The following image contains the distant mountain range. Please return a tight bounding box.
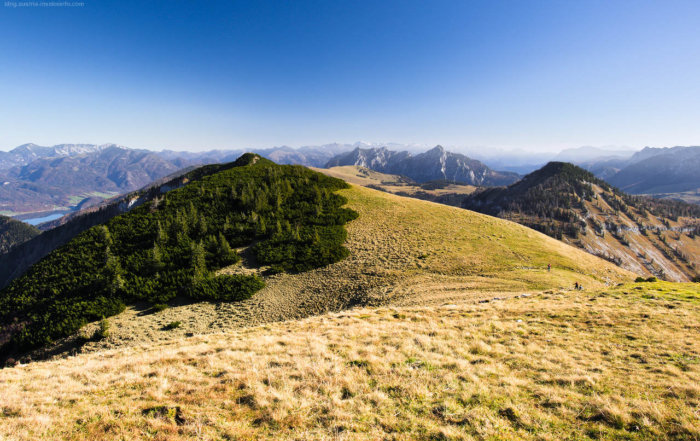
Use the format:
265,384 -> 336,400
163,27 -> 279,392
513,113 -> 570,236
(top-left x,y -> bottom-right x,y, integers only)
0,146 -> 181,216
0,142 -> 364,216
0,143 -> 112,170
158,142 -> 409,169
463,162 -> 700,281
553,146 -> 637,164
1,142 -> 698,220
326,145 -> 520,186
0,142 -> 516,217
572,146 -> 700,203
605,147 -> 700,194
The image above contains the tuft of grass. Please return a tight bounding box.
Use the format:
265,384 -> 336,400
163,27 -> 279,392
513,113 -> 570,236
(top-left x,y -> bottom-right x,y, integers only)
162,321 -> 181,331
96,318 -> 110,340
150,303 -> 168,313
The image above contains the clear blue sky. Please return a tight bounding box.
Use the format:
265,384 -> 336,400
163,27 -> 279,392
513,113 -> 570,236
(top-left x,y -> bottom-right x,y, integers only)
1,0 -> 699,152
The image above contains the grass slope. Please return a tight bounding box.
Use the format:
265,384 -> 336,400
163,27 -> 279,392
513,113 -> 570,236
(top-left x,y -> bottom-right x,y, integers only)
0,281 -> 698,440
35,184 -> 634,360
316,165 -> 477,207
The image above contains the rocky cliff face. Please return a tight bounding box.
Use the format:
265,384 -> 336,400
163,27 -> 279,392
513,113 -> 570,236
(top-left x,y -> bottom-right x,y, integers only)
326,145 -> 519,186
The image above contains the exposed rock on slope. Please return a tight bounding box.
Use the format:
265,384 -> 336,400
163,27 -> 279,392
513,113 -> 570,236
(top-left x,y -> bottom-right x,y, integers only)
326,145 -> 519,186
464,162 -> 700,281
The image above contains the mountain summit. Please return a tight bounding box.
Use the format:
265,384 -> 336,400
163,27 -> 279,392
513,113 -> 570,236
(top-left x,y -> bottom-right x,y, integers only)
463,162 -> 700,281
0,143 -> 115,170
325,145 -> 519,186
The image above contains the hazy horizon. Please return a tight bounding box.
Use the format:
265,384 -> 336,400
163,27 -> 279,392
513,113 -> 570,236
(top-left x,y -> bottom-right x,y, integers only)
0,140 -> 649,157
2,1 -> 699,152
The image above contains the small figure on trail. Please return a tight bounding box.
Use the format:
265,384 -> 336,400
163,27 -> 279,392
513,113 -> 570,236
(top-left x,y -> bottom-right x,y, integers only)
574,281 -> 579,290
547,263 -> 551,272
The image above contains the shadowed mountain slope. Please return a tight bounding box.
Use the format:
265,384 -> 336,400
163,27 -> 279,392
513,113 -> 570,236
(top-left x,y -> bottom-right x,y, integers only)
0,216 -> 39,255
578,146 -> 700,202
606,146 -> 700,194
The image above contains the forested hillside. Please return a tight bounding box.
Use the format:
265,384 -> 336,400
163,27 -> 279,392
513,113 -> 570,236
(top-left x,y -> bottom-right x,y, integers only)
464,162 -> 700,281
0,216 -> 39,254
0,154 -> 357,360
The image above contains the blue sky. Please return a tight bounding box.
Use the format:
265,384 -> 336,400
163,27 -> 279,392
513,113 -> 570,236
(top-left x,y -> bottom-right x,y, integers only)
1,0 -> 699,152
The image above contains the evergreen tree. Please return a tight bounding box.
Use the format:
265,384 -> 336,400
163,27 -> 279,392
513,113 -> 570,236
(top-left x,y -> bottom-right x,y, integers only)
191,241 -> 207,282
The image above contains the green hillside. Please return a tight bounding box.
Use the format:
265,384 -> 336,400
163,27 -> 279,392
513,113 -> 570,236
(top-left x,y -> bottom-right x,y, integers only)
0,154 -> 357,359
0,215 -> 39,255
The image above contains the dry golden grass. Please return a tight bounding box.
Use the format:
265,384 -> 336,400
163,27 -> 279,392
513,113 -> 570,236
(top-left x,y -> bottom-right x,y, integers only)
37,184 -> 632,359
313,165 -> 478,198
2,184 -> 656,440
1,281 -> 698,440
320,167 -> 700,283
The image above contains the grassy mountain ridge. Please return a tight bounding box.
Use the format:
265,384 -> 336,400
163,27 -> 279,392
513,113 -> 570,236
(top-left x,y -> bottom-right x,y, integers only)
1,170 -> 672,441
314,165 -> 477,207
464,162 -> 700,281
23,181 -> 634,362
0,215 -> 39,255
0,154 -> 358,360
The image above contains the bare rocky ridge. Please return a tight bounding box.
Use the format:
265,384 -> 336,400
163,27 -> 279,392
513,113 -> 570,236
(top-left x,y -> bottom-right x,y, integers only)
326,145 -> 520,186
